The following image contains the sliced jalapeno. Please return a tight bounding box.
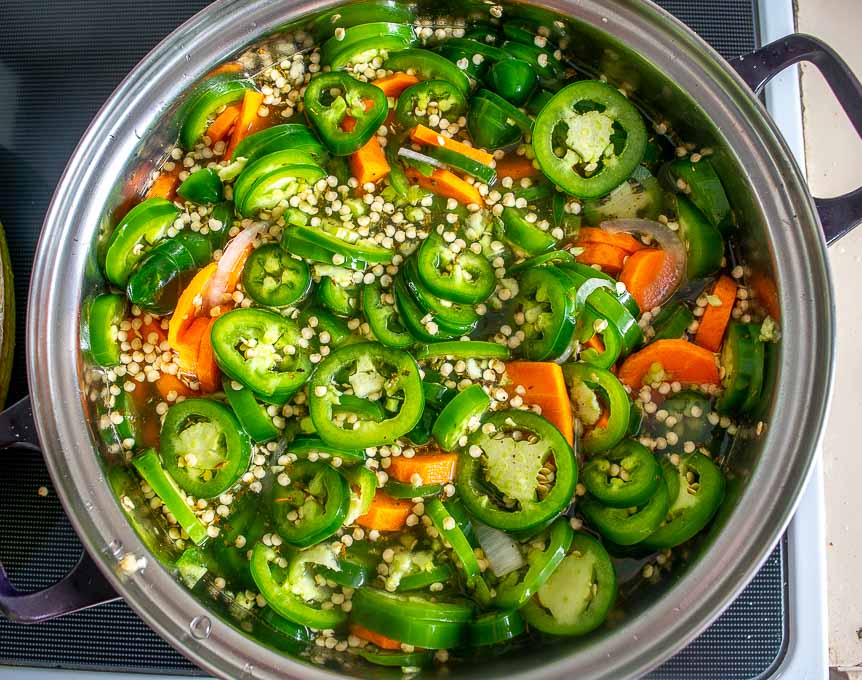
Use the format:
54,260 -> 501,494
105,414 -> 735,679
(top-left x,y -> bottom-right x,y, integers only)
415,340 -> 510,361
457,409 -> 577,532
561,363 -> 630,456
362,282 -> 414,349
177,168 -> 224,205
395,79 -> 467,129
580,478 -> 670,545
432,384 -> 491,451
384,48 -> 471,95
86,293 -> 126,367
161,398 -> 252,499
581,439 -> 661,508
211,308 -> 314,404
242,244 -> 311,308
642,452 -> 725,549
499,207 -> 557,257
308,342 -> 424,449
105,198 -> 181,287
511,266 -> 576,361
231,124 -> 326,165
520,533 -> 617,636
271,460 -> 350,548
416,232 -> 496,305
223,378 -> 280,443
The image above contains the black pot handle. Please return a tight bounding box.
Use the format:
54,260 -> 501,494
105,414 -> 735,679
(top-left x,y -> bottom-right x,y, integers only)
728,34 -> 862,245
0,396 -> 119,623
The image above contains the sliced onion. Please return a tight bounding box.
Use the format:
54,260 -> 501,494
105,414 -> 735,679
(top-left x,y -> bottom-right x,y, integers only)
474,521 -> 525,578
397,147 -> 444,168
205,222 -> 266,310
601,218 -> 687,307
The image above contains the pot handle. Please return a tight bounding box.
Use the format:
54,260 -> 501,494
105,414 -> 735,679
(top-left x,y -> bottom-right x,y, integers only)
728,34 -> 862,244
0,395 -> 120,623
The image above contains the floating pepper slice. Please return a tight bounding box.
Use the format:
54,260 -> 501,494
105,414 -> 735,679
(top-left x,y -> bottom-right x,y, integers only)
581,439 -> 662,508
533,80 -> 647,199
384,48 -> 471,95
308,342 -> 424,449
211,308 -> 313,404
362,282 -> 413,349
561,363 -> 630,456
86,293 -> 126,367
105,198 -> 181,287
512,266 -> 576,361
580,477 -> 670,546
304,73 -> 388,156
415,232 -> 496,305
251,543 -> 348,630
178,74 -> 254,150
271,460 -> 350,548
242,243 -> 311,308
160,398 -> 252,498
395,79 -> 467,129
456,409 -> 577,532
520,533 -> 617,635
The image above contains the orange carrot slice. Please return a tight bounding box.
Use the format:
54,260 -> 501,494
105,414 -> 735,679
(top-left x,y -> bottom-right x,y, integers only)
195,317 -> 221,393
350,135 -> 391,186
350,624 -> 404,650
410,124 -> 494,167
495,154 -> 539,180
576,227 -> 646,255
617,339 -> 720,388
405,167 -> 484,206
155,373 -> 195,400
694,275 -> 737,352
574,242 -> 628,275
504,361 -> 574,446
176,316 -> 210,376
751,271 -> 780,321
371,72 -> 420,97
356,493 -> 412,531
206,105 -> 240,144
168,263 -> 217,348
225,90 -> 265,160
145,173 -> 179,201
386,452 -> 458,486
619,248 -> 675,311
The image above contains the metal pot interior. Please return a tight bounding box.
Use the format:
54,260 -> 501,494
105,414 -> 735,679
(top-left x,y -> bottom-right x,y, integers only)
31,0 -> 832,678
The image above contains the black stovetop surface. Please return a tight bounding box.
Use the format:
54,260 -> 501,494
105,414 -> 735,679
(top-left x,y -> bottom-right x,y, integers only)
0,1 -> 786,677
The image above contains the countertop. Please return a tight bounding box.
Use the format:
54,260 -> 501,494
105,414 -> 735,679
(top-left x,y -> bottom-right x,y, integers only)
797,0 -> 862,675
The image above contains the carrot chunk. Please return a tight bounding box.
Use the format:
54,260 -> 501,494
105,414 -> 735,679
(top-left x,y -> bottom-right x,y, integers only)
405,167 -> 484,206
619,248 -> 676,311
206,105 -> 240,144
504,361 -> 574,446
168,263 -> 217,348
371,72 -> 420,97
349,623 -> 404,650
617,339 -> 720,388
356,493 -> 412,531
495,154 -> 540,181
387,452 -> 458,486
576,226 -> 646,255
145,173 -> 179,201
350,136 -> 391,186
694,275 -> 737,352
225,90 -> 265,160
574,242 -> 628,275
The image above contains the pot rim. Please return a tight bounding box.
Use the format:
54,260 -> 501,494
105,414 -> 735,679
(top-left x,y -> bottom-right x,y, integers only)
27,0 -> 834,678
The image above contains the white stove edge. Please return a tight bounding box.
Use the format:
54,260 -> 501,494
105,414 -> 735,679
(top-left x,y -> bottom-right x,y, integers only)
0,0 -> 827,678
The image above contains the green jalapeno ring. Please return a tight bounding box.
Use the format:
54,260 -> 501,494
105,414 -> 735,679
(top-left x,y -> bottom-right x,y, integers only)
487,58 -> 538,107
561,363 -> 630,456
242,243 -> 311,308
641,452 -> 726,549
581,439 -> 661,508
415,232 -> 496,305
251,543 -> 348,630
493,516 -> 573,610
104,198 -> 181,287
160,398 -> 252,499
395,79 -> 468,129
86,293 -> 127,367
231,124 -> 326,165
223,378 -> 280,443
512,266 -> 576,361
304,72 -> 388,156
397,563 -> 456,592
456,409 -> 577,532
520,532 -> 617,636
532,80 -> 648,199
211,308 -> 314,404
579,477 -> 670,545
308,342 -> 424,449
468,609 -> 527,646
431,384 -> 491,452
232,148 -> 320,214
177,168 -> 224,205
362,282 -> 414,349
402,258 -> 480,329
415,340 -> 510,361
499,207 -> 557,258
178,74 -> 254,150
271,460 -> 350,548
384,48 -> 471,95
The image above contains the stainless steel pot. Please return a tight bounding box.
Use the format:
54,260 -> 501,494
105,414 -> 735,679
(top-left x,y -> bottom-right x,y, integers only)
1,0 -> 861,678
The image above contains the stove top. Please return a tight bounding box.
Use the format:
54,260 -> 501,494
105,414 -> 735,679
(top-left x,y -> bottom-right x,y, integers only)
0,0 -> 826,678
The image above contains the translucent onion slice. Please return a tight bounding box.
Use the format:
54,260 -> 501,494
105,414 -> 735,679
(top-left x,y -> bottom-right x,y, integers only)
205,222 -> 266,310
474,521 -> 525,578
